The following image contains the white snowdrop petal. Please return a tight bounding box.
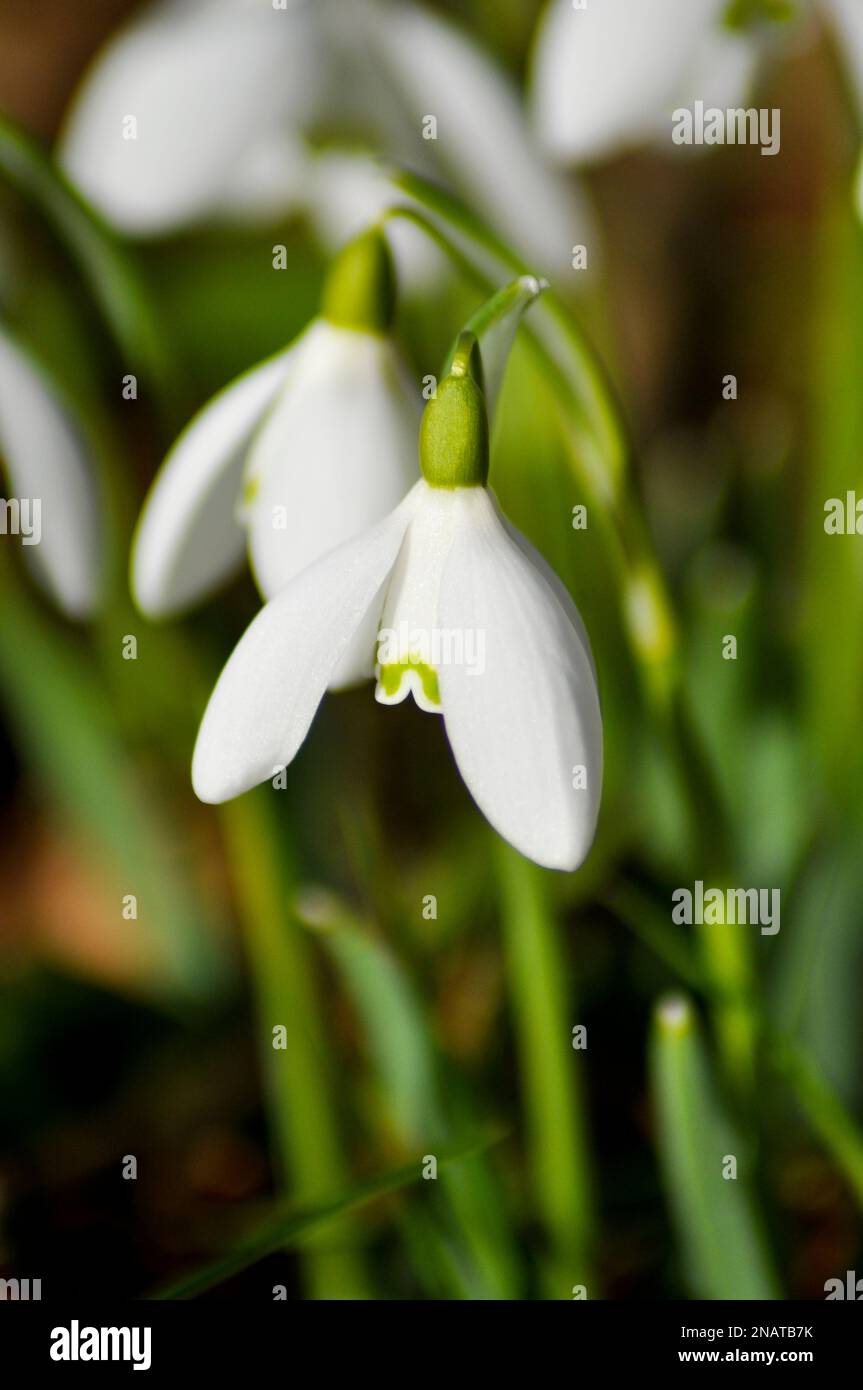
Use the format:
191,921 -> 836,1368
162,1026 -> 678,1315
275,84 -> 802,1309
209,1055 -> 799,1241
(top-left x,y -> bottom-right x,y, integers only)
830,0 -> 863,118
0,326 -> 101,618
673,22 -> 757,132
491,494 -> 595,678
213,129 -> 313,223
192,484 -> 421,803
245,322 -> 420,606
58,0 -> 325,234
438,490 -> 602,871
131,346 -> 296,619
374,481 -> 461,710
366,0 -> 591,278
310,151 -> 446,289
530,0 -> 722,164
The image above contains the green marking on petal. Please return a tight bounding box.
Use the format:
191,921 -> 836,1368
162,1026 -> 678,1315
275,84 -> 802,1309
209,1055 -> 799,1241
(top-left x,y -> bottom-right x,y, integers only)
723,0 -> 795,28
379,660 -> 441,707
241,474 -> 260,507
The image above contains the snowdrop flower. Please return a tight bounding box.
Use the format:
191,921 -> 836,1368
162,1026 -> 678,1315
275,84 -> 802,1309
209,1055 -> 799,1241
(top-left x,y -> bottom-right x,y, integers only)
58,0 -> 588,280
530,0 -> 863,176
0,323 -> 102,617
58,0 -> 327,236
529,0 -> 759,164
132,227 -> 421,687
192,324 -> 603,871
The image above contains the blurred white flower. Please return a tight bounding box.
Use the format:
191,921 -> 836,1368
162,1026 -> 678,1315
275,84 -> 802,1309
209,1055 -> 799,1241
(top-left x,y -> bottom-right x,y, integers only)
131,228 -> 421,686
59,0 -> 326,236
829,0 -> 863,218
530,0 -> 863,180
530,0 -> 755,164
0,323 -> 102,618
306,149 -> 446,288
191,335 -> 602,871
58,0 -> 590,279
346,0 -> 593,277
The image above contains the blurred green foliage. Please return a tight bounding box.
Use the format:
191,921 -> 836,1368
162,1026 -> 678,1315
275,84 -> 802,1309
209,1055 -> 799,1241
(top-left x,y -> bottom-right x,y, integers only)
0,0 -> 861,1302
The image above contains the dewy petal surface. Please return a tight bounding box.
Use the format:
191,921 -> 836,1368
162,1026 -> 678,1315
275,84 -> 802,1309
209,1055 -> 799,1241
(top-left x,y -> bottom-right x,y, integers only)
132,345 -> 296,618
58,0 -> 326,234
437,489 -> 602,871
244,321 -> 420,599
0,325 -> 102,618
530,0 -> 722,164
192,484 -> 421,803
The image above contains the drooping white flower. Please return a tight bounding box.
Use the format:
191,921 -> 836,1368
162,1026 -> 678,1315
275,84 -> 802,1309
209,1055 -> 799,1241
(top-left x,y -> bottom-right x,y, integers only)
529,0 -> 755,164
0,323 -> 102,618
530,0 -> 863,179
192,328 -> 602,871
58,0 -> 328,236
57,0 -> 589,280
131,229 -> 420,683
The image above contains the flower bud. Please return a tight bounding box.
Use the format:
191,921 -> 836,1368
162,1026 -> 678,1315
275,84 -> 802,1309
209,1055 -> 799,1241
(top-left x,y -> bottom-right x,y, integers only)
419,332 -> 489,488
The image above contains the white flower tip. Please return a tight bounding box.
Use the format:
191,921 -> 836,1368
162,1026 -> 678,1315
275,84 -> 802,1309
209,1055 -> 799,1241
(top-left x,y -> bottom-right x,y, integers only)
190,755 -> 222,806
518,275 -> 549,298
190,747 -> 236,806
656,994 -> 693,1035
294,885 -> 343,931
52,573 -> 101,622
129,521 -> 196,621
129,561 -> 175,623
191,717 -> 249,805
507,812 -> 598,874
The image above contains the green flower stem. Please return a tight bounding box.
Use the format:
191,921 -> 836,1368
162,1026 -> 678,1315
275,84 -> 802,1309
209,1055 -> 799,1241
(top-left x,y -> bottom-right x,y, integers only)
446,275 -> 545,414
662,695 -> 756,1103
651,994 -> 779,1299
698,918 -> 758,1107
771,1038 -> 863,1209
604,883 -> 704,990
386,170 -> 627,481
495,842 -> 594,1298
152,1134 -> 498,1300
299,888 -> 521,1299
219,791 -> 370,1299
